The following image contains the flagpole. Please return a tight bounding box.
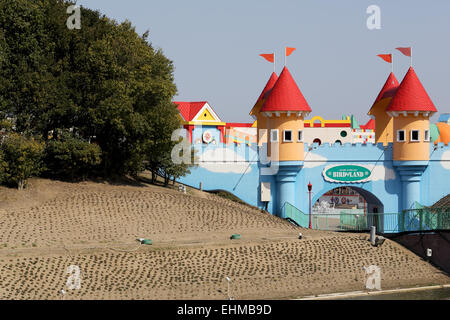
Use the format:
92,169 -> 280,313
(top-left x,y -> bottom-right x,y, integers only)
285,47 -> 287,67
391,54 -> 394,73
410,46 -> 413,67
274,52 -> 276,73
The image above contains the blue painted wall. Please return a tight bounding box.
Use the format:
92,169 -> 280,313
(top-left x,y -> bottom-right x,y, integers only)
178,141 -> 450,233
191,125 -> 222,145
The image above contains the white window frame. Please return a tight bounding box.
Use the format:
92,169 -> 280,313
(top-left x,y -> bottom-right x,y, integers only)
270,129 -> 279,142
424,129 -> 430,142
410,130 -> 420,142
397,130 -> 406,142
283,130 -> 293,142
297,130 -> 303,142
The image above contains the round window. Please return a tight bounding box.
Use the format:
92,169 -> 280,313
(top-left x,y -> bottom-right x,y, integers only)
202,130 -> 213,143
340,130 -> 347,137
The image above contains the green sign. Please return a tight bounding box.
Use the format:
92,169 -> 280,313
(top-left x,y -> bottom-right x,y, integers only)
323,165 -> 371,183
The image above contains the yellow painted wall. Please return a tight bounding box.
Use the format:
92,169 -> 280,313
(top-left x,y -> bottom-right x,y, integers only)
195,108 -> 216,121
371,98 -> 394,145
266,114 -> 305,161
257,113 -> 268,146
393,114 -> 430,161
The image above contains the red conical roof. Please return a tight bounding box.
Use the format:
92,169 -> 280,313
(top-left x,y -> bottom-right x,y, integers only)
373,72 -> 399,105
261,67 -> 311,112
250,72 -> 278,116
386,67 -> 437,113
257,72 -> 278,102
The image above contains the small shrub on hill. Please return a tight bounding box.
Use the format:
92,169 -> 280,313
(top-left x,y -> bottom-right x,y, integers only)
0,133 -> 45,189
44,132 -> 102,181
0,149 -> 7,184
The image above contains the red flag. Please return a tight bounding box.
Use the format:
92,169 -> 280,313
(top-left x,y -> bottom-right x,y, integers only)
396,47 -> 411,57
285,47 -> 296,56
377,54 -> 392,63
259,53 -> 274,63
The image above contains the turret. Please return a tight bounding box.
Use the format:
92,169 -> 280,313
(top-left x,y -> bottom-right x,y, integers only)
368,72 -> 399,144
259,66 -> 312,161
387,67 -> 437,215
257,66 -> 312,218
250,72 -> 278,146
386,67 -> 437,161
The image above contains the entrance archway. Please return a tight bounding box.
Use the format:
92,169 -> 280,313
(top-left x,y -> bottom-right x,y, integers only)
311,186 -> 385,231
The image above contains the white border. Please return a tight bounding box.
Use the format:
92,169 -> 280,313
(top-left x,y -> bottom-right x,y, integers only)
397,130 -> 406,142
424,129 -> 430,142
283,130 -> 293,142
410,129 -> 420,142
192,103 -> 222,122
297,130 -> 303,142
322,164 -> 373,183
270,129 -> 279,142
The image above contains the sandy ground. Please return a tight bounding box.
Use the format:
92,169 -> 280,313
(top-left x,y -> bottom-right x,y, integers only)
0,178 -> 448,300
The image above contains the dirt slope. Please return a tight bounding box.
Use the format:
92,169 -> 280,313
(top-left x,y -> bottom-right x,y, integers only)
0,178 -> 448,299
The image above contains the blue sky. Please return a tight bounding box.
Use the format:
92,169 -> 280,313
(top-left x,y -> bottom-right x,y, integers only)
76,0 -> 450,123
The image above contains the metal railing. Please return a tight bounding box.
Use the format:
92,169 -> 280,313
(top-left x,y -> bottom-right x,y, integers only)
402,207 -> 450,231
283,201 -> 309,227
282,202 -> 450,233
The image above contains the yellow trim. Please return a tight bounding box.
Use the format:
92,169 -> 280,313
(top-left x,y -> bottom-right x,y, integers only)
251,120 -> 257,127
194,108 -> 216,121
183,121 -> 227,126
304,116 -> 351,128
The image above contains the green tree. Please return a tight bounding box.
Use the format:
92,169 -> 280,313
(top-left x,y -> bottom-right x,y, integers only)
146,100 -> 191,185
44,131 -> 102,181
0,149 -> 7,184
0,0 -> 190,181
0,133 -> 44,189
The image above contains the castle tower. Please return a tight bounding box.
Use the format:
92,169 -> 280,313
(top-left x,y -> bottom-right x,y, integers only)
260,67 -> 311,161
368,72 -> 399,144
250,72 -> 278,146
386,67 -> 437,213
258,66 -> 312,216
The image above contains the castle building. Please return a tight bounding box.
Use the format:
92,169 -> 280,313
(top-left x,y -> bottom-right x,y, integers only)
177,61 -> 449,233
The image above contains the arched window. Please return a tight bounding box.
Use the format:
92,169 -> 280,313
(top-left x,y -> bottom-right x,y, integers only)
335,140 -> 342,145
313,138 -> 321,145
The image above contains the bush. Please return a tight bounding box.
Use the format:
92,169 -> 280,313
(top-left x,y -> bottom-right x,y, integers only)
0,149 -> 7,184
0,133 -> 45,189
44,132 -> 102,180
